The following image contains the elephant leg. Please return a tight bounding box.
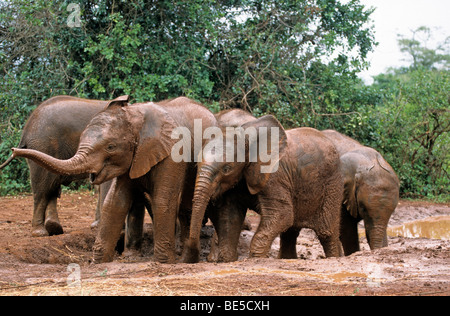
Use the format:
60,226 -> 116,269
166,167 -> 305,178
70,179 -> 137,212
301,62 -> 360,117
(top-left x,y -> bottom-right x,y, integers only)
151,200 -> 178,263
31,190 -> 63,236
151,161 -> 185,263
316,197 -> 343,257
217,210 -> 245,262
207,189 -> 247,262
340,209 -> 361,255
45,195 -> 64,236
316,178 -> 344,258
317,232 -> 343,258
178,209 -> 191,252
382,230 -> 388,247
31,192 -> 50,237
213,204 -> 246,262
125,195 -> 146,253
93,176 -> 134,263
92,180 -> 113,229
207,231 -> 220,262
29,162 -> 63,237
279,227 -> 300,259
250,196 -> 294,258
178,167 -> 196,252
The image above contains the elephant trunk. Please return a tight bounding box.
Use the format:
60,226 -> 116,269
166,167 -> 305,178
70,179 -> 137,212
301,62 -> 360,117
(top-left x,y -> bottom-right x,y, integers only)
366,224 -> 388,250
0,154 -> 15,170
12,147 -> 94,176
182,165 -> 216,263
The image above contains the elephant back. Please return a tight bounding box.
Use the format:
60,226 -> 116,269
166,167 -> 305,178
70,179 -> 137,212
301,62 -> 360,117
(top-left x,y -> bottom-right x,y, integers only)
20,96 -> 109,158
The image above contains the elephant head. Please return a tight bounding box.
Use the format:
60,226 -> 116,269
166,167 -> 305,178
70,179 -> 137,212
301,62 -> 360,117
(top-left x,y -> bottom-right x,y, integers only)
183,115 -> 288,263
12,96 -> 179,184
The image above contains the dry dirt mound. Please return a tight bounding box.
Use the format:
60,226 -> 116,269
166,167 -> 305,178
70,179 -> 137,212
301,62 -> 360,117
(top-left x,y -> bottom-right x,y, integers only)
0,192 -> 449,296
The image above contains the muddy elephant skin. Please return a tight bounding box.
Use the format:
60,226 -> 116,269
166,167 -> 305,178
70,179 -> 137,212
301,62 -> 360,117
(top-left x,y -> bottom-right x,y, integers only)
12,96 -> 217,263
184,114 -> 344,263
323,130 -> 400,255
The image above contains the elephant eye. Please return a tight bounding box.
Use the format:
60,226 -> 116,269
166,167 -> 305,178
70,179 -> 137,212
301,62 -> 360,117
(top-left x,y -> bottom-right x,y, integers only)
222,165 -> 232,174
106,143 -> 117,152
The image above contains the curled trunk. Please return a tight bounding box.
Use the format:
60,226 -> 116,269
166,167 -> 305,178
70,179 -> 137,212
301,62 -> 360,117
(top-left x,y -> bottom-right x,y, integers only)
0,154 -> 15,169
12,147 -> 93,176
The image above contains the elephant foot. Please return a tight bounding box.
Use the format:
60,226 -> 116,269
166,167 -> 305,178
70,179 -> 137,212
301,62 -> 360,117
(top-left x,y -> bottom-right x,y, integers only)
249,248 -> 270,259
207,249 -> 218,262
278,252 -> 298,259
31,225 -> 49,237
45,220 -> 64,236
181,246 -> 199,264
215,248 -> 239,263
92,243 -> 114,263
154,252 -> 176,264
122,248 -> 142,260
180,238 -> 200,263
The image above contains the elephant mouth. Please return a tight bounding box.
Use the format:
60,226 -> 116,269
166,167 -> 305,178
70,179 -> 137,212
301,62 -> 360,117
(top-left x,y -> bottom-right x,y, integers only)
89,166 -> 105,185
90,172 -> 98,184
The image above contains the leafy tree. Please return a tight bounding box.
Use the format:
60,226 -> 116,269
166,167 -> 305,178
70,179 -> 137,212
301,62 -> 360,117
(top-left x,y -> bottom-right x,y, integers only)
368,27 -> 450,199
206,0 -> 376,122
397,26 -> 450,71
1,0 -> 377,194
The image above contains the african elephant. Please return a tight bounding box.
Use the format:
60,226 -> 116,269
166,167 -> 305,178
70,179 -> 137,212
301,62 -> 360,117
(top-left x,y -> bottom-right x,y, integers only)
0,96 -> 113,237
322,130 -> 400,255
12,96 -> 217,263
205,109 -> 259,262
183,114 -> 344,263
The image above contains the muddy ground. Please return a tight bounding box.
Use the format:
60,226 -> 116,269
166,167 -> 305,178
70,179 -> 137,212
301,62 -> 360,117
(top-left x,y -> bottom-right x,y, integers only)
0,191 -> 448,296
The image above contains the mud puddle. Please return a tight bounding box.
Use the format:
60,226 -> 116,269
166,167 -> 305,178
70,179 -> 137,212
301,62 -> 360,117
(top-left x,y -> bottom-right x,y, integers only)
358,215 -> 450,240
387,216 -> 450,240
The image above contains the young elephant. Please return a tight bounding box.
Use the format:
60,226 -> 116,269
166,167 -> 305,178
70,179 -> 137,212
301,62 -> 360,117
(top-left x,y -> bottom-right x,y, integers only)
12,96 -> 217,263
322,130 -> 400,255
183,115 -> 344,263
205,109 -> 259,262
0,96 -> 111,237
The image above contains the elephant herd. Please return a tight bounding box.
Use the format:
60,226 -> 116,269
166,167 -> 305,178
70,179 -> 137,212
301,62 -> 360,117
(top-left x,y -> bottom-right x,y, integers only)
1,95 -> 400,264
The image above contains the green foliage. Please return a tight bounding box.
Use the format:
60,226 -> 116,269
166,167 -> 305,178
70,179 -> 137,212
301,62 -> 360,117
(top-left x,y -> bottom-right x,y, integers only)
363,27 -> 450,200
397,26 -> 450,71
369,68 -> 449,199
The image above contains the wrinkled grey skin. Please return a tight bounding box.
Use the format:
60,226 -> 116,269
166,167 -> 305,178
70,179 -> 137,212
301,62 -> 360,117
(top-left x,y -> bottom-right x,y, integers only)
12,96 -> 217,263
322,130 -> 400,255
0,96 -> 113,237
184,113 -> 344,263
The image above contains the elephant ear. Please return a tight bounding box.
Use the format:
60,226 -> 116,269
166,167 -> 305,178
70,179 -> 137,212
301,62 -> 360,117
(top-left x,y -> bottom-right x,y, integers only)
340,152 -> 362,218
241,115 -> 288,195
343,175 -> 359,218
106,95 -> 129,108
128,103 -> 179,179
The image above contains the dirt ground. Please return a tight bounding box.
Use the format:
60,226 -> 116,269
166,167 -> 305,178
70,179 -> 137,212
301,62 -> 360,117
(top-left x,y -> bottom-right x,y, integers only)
0,191 -> 448,296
